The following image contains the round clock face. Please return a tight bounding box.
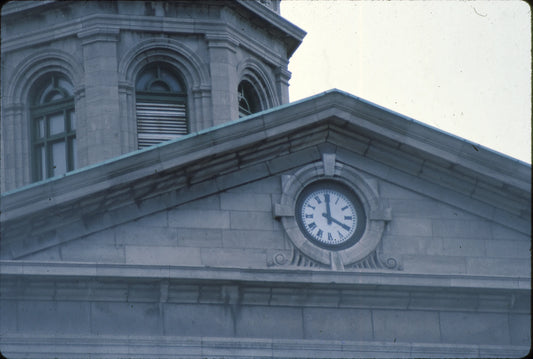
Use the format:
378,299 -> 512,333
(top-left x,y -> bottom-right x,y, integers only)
295,181 -> 366,250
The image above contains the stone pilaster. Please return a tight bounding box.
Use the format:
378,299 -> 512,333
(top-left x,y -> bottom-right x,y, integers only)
78,27 -> 121,165
1,104 -> 28,192
275,66 -> 292,104
206,33 -> 239,126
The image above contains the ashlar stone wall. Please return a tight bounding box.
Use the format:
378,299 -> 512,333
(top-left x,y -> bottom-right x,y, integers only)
19,172 -> 530,280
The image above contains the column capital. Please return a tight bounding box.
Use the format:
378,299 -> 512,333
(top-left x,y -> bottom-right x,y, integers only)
205,33 -> 239,53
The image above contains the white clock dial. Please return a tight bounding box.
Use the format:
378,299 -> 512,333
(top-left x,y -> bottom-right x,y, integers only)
296,181 -> 365,250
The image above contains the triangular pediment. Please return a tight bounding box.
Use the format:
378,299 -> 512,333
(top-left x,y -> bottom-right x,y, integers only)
1,90 -> 530,261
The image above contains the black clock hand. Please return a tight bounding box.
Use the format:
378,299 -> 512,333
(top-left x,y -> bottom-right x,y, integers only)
322,213 -> 350,231
324,193 -> 332,225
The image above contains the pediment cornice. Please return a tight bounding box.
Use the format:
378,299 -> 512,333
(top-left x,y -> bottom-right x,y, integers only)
1,91 -> 530,258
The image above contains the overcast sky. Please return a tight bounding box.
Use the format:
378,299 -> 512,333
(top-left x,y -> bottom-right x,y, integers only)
280,0 -> 531,164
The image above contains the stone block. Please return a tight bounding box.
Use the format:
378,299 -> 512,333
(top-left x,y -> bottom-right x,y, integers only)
222,229 -> 286,249
236,305 -> 304,339
91,281 -> 128,302
167,284 -> 200,303
410,343 -> 479,358
509,314 -> 531,346
378,181 -> 427,200
127,282 -> 160,302
225,176 -> 280,194
402,255 -> 467,274
267,147 -> 321,174
304,288 -> 342,307
366,142 -> 424,176
491,223 -> 530,241
215,163 -> 270,191
198,285 -> 224,304
303,308 -> 373,341
440,311 -> 510,345
387,198 -> 441,218
18,300 -> 91,335
177,228 -> 223,247
133,210 -> 168,228
221,192 -> 272,211
176,194 -> 220,210
432,219 -> 492,239
269,287 -> 306,307
328,130 -> 370,155
60,240 -> 125,263
485,239 -> 531,259
440,237 -> 486,257
163,303 -> 234,337
466,257 -> 530,277
340,289 -> 410,309
21,246 -> 62,261
55,280 -> 91,301
115,224 -> 178,247
372,309 -> 440,343
340,341 -> 413,358
91,301 -> 161,336
230,211 -> 281,231
0,299 -> 17,334
125,246 -> 202,266
382,234 -> 440,255
200,248 -> 267,268
168,209 -> 230,229
478,346 -> 531,358
201,337 -> 273,358
387,218 -> 433,237
240,287 -> 272,305
408,291 -> 478,312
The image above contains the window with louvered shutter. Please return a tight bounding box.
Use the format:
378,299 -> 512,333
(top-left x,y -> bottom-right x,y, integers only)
135,63 -> 187,149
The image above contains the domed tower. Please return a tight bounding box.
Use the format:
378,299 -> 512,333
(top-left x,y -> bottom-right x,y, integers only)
0,0 -> 305,192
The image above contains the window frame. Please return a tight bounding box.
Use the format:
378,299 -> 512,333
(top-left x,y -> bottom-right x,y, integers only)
30,75 -> 76,182
238,80 -> 262,118
135,62 -> 189,149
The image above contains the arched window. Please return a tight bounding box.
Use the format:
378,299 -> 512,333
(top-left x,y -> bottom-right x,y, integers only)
135,62 -> 187,149
238,80 -> 262,118
30,73 -> 76,181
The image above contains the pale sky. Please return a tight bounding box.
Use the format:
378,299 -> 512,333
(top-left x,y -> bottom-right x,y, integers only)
281,0 -> 531,164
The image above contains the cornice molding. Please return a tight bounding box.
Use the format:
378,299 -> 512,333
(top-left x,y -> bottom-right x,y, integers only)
0,333 -> 527,359
205,32 -> 240,53
0,260 -> 530,292
1,92 -> 530,245
2,11 -> 295,68
77,27 -> 120,45
234,0 -> 306,56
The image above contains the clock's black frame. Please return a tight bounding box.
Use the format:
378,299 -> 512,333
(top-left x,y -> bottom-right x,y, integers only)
295,180 -> 367,251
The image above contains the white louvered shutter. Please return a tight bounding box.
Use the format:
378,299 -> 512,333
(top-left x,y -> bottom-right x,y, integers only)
136,101 -> 187,149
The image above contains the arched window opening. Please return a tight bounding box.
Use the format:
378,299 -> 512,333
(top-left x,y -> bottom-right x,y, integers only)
238,80 -> 262,118
30,73 -> 76,182
135,62 -> 187,149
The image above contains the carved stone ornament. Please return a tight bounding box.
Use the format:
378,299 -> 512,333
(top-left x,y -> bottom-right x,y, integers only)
274,153 -> 400,271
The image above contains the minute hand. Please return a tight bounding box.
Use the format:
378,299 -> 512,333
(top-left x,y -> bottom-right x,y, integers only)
322,213 -> 351,231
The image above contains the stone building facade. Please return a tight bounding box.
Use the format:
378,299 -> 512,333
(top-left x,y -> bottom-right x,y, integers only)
1,1 -> 530,358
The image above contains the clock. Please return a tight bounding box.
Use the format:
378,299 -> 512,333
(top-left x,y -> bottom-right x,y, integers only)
295,180 -> 366,250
